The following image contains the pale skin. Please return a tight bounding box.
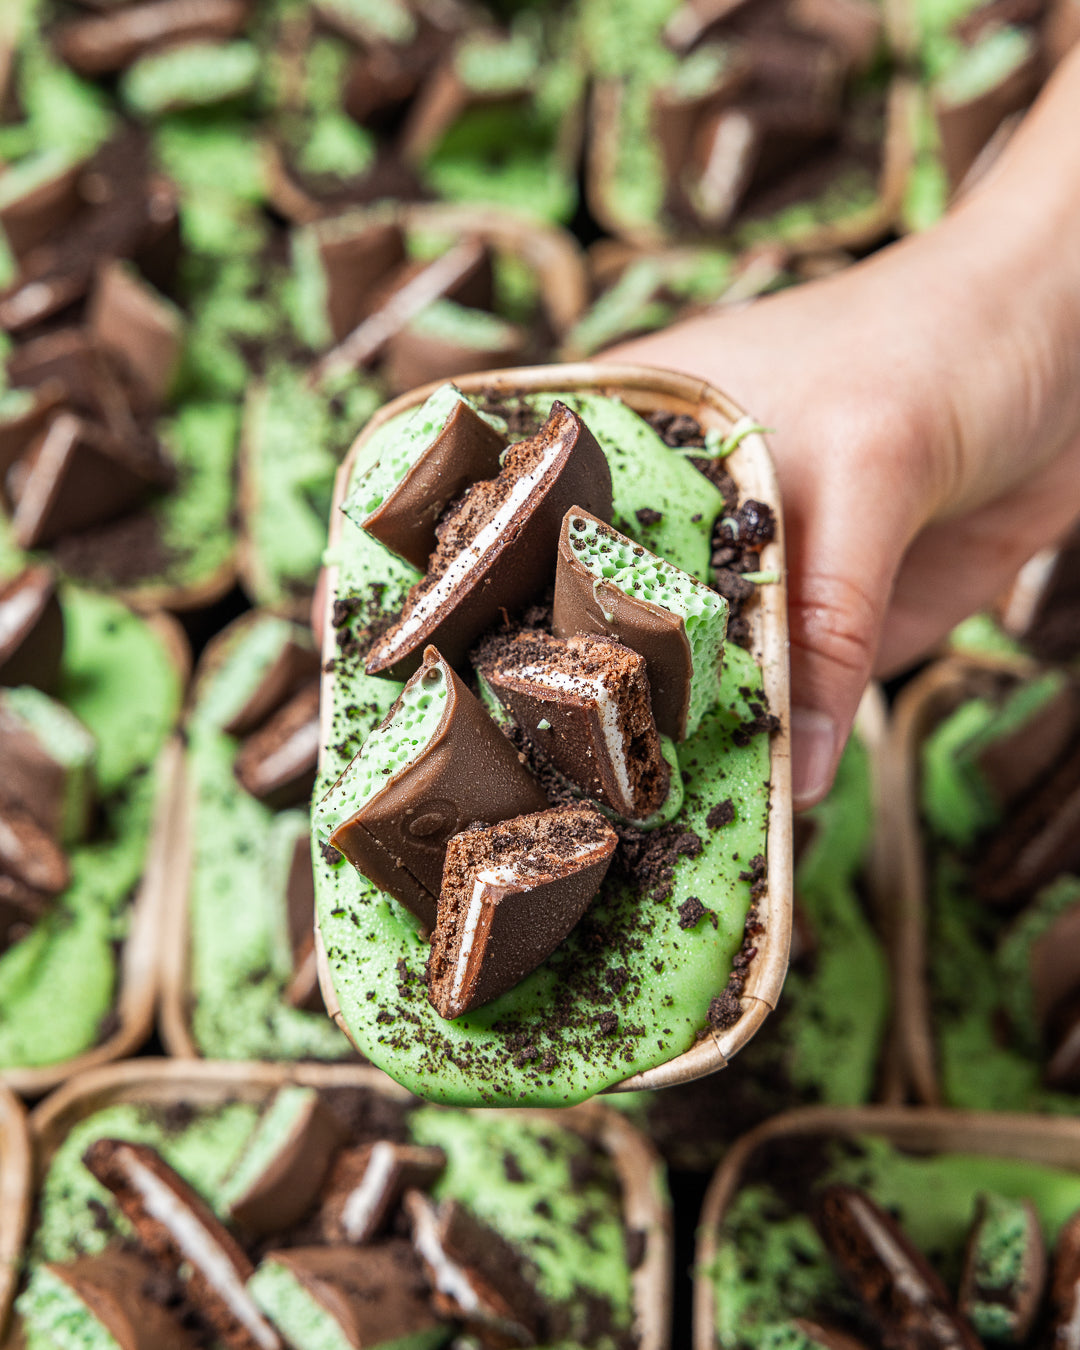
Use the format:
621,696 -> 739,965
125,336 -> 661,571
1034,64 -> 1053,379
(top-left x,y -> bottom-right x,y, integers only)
605,42 -> 1080,809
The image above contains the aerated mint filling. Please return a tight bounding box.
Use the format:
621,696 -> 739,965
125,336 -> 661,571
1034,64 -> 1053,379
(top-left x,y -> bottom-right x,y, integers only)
220,1086 -> 318,1212
315,666 -> 449,842
18,1265 -> 123,1350
936,26 -> 1033,103
193,615 -> 304,734
3,686 -> 96,844
566,514 -> 728,738
121,41 -> 260,116
343,383 -> 506,529
408,300 -> 519,348
249,1263 -> 353,1350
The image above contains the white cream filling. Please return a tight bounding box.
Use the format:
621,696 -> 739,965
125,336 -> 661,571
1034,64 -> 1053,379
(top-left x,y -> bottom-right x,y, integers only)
340,1141 -> 396,1242
122,1151 -> 280,1350
249,719 -> 320,787
696,111 -> 755,223
0,583 -> 43,646
378,437 -> 566,654
515,664 -> 634,809
409,1194 -> 480,1314
448,866 -> 519,1013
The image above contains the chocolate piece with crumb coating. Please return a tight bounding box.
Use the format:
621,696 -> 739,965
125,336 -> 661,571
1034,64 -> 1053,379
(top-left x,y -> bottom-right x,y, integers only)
427,804 -> 617,1020
83,1138 -> 282,1350
318,647 -> 547,932
0,565 -> 64,694
365,403 -> 612,680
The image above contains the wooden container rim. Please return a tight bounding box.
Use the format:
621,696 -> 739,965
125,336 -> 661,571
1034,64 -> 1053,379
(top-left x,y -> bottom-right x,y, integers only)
693,1101 -> 1080,1350
885,651 -> 1042,1106
0,1084 -> 30,1341
3,608 -> 190,1095
315,360 -> 792,1096
25,1059 -> 672,1350
586,76 -> 918,257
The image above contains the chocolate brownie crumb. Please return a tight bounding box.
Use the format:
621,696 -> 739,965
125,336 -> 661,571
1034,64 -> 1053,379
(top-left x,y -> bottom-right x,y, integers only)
678,896 -> 707,930
503,1152 -> 525,1183
319,840 -> 341,865
597,1011 -> 618,1035
635,507 -> 662,527
708,991 -> 742,1029
646,410 -> 704,448
707,799 -> 736,830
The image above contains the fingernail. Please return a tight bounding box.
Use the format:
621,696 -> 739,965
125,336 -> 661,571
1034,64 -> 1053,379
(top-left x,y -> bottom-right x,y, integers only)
790,708 -> 836,809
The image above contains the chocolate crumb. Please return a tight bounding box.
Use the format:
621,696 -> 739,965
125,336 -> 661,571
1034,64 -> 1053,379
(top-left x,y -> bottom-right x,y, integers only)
635,507 -> 662,527
597,1011 -> 618,1035
706,799 -> 735,830
678,896 -> 707,930
503,1152 -> 526,1183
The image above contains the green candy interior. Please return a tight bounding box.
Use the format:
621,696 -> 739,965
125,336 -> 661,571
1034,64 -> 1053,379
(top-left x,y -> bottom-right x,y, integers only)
2,685 -> 96,845
565,510 -> 729,738
19,1265 -> 123,1350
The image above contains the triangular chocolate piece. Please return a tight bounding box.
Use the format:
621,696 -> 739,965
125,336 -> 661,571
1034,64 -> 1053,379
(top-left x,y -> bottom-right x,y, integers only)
477,629 -> 669,819
87,260 -> 185,408
427,803 -> 617,1019
293,216 -> 407,347
0,155 -> 82,259
365,403 -> 613,680
234,680 -> 321,809
321,1141 -> 446,1244
0,383 -> 66,496
382,301 -> 528,395
221,633 -> 321,738
0,564 -> 65,693
55,0 -> 250,76
0,686 -> 96,844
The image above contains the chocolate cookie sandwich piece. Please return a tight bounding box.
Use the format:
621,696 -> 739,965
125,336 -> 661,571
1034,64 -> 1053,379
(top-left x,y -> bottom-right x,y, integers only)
321,1141 -> 446,1245
958,1193 -> 1046,1343
554,507 -> 729,741
477,630 -> 670,820
174,612 -> 349,1062
427,804 -> 618,1020
365,402 -> 613,679
248,1243 -> 449,1350
343,382 -> 507,571
0,565 -> 64,692
316,646 -> 547,932
999,522 -> 1080,663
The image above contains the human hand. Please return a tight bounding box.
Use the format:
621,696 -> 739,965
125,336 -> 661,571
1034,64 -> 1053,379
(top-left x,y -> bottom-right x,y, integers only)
604,46 -> 1080,808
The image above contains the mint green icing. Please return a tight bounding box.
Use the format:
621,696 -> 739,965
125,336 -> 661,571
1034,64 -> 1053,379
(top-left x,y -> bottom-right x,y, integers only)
0,589 -> 181,1068
565,511 -> 728,739
0,686 -> 96,843
187,615 -> 351,1061
18,1264 -> 123,1350
122,42 -> 259,117
314,663 -> 449,842
456,32 -> 539,94
711,1135 -> 1080,1347
342,382 -> 504,530
31,1100 -> 260,1264
221,1087 -> 319,1211
411,1108 -> 636,1338
316,394 -> 771,1106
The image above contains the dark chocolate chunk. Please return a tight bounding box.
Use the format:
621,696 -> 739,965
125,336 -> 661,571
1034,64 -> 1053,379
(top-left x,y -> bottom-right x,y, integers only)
82,1139 -> 282,1350
0,565 -> 64,694
789,0 -> 883,70
1049,1207 -> 1080,1348
0,384 -> 66,498
426,803 -> 618,1019
405,1190 -> 546,1345
55,0 -> 251,76
478,629 -> 670,819
41,1252 -> 198,1350
281,832 -> 324,1012
321,1142 -> 447,1244
958,1193 -> 1045,1343
816,1184 -> 981,1350
234,680 -> 320,809
359,393 -> 506,570
323,647 -> 547,932
365,403 -> 613,680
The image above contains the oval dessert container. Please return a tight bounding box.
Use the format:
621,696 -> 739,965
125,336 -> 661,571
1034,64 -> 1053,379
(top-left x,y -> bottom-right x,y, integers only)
160,611 -> 352,1063
316,361 -> 791,1099
236,203 -> 589,619
23,1058 -> 672,1350
0,1084 -> 30,1340
587,74 -> 918,257
693,1101 -> 1080,1350
886,653 -> 1041,1106
1,609 -> 189,1098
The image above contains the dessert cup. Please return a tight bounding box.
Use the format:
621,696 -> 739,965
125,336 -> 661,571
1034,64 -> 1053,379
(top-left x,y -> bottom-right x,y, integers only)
237,202 -> 588,619
1,604 -> 188,1097
694,1102 -> 1080,1350
0,1084 -> 30,1340
21,1058 -> 672,1350
160,611 -> 352,1063
316,362 -> 791,1104
886,653 -> 1076,1109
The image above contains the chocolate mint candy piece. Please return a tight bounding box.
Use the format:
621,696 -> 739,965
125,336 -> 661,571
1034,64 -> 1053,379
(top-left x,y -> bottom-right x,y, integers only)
958,1192 -> 1046,1344
0,565 -> 64,694
222,632 -> 321,738
1047,999 -> 1080,1089
791,1321 -> 872,1350
1049,1207 -> 1080,1347
973,676 -> 1079,813
234,680 -> 320,809
382,300 -> 528,397
268,821 -> 324,1013
1027,895 -> 1080,1041
0,808 -> 70,898
249,1242 -> 448,1350
87,260 -> 185,409
0,686 -> 97,844
316,646 -> 546,932
478,629 -> 669,820
0,385 -> 66,496
120,40 -> 260,116
0,154 -> 83,260
56,0 -> 250,76
427,803 -> 617,1020
8,328 -> 141,446
321,1141 -> 447,1245
344,381 -> 506,570
1014,523 -> 1080,662
366,403 -> 613,680
292,216 -> 407,349
20,1252 -> 197,1350
220,1085 -> 346,1238
405,1190 -> 545,1345
816,1184 -> 981,1350
933,28 -> 1040,191
83,1138 -> 282,1350
10,413 -> 162,550
553,507 -> 728,742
